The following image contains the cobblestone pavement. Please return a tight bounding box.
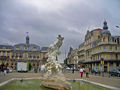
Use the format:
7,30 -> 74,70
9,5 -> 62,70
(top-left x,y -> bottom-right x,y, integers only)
0,71 -> 120,88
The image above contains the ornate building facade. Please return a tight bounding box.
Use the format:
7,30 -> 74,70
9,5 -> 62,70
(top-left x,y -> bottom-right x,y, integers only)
78,21 -> 120,72
68,21 -> 120,72
0,34 -> 48,69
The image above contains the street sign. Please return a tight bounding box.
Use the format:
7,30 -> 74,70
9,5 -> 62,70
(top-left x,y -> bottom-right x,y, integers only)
100,58 -> 104,64
101,60 -> 104,64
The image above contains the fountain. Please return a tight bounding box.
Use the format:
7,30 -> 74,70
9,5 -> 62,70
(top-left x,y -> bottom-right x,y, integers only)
40,35 -> 72,90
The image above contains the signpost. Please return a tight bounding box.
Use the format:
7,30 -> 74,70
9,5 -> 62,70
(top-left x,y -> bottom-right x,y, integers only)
101,60 -> 104,65
101,58 -> 104,77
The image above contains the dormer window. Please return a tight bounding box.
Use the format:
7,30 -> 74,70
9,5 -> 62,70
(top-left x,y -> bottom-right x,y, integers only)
33,47 -> 37,51
24,46 -> 28,50
2,47 -> 6,49
16,46 -> 19,50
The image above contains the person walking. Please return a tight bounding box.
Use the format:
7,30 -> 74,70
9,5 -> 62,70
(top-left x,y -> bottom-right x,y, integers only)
86,66 -> 89,78
72,66 -> 75,74
4,69 -> 7,76
80,67 -> 83,78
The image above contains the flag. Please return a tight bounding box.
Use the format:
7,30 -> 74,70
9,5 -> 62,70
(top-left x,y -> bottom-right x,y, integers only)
116,26 -> 119,28
26,32 -> 29,34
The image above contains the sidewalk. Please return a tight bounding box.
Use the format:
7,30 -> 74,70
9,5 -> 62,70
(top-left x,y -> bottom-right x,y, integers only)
64,71 -> 120,88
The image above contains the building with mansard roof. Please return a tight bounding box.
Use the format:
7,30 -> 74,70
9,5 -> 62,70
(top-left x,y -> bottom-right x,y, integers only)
68,21 -> 120,72
0,34 -> 48,70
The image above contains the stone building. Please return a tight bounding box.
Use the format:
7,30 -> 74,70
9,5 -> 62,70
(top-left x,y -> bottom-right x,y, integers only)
0,34 -> 48,69
0,45 -> 13,67
67,47 -> 78,68
40,47 -> 48,65
77,21 -> 120,72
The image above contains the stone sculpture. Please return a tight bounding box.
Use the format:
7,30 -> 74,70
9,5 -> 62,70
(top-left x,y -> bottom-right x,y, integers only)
40,35 -> 72,90
45,35 -> 64,75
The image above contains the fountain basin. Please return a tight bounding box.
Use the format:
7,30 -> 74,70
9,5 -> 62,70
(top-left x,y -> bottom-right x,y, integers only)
0,79 -> 104,90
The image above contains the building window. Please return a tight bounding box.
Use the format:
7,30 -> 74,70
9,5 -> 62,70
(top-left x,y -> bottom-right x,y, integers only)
16,53 -> 19,57
103,38 -> 106,42
117,38 -> 119,44
110,46 -> 112,50
33,63 -> 35,66
15,63 -> 17,65
108,37 -> 110,42
112,37 -> 114,42
7,52 -> 9,56
3,51 -> 5,56
33,55 -> 36,58
16,47 -> 19,50
116,63 -> 119,67
104,46 -> 106,50
24,46 -> 28,50
19,53 -> 23,58
33,47 -> 37,51
2,47 -> 6,49
28,54 -> 31,58
115,46 -> 117,50
110,62 -> 113,70
12,53 -> 14,56
116,54 -> 118,60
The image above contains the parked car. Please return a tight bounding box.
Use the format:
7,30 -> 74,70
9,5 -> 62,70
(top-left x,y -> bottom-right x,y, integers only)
91,68 -> 100,74
74,68 -> 79,71
109,69 -> 120,77
66,67 -> 72,70
7,67 -> 13,73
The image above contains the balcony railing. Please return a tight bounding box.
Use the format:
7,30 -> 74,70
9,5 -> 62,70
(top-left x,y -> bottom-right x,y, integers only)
91,49 -> 120,55
85,41 -> 118,50
98,41 -> 117,45
0,56 -> 9,59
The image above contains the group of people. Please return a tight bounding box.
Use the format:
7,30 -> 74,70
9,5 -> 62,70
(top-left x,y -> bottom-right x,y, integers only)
79,66 -> 89,78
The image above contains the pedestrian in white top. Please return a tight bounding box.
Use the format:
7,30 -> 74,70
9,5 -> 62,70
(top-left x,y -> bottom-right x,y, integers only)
4,69 -> 7,76
80,67 -> 83,78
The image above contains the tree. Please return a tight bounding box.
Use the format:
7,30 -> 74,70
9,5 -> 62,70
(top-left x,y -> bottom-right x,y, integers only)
64,58 -> 68,65
28,63 -> 32,71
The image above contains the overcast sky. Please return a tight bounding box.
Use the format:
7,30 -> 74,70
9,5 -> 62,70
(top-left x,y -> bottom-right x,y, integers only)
0,0 -> 120,62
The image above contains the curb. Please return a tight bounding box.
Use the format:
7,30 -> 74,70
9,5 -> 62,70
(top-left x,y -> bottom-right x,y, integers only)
72,79 -> 119,90
0,77 -> 43,88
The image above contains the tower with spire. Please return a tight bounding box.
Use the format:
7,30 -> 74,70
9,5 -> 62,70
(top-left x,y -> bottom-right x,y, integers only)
26,32 -> 29,45
101,20 -> 111,36
103,20 -> 108,30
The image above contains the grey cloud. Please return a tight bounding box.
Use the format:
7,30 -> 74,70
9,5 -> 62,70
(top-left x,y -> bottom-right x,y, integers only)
0,0 -> 120,62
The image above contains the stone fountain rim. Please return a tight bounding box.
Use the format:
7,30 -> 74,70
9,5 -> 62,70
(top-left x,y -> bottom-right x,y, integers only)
0,77 -> 119,90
